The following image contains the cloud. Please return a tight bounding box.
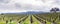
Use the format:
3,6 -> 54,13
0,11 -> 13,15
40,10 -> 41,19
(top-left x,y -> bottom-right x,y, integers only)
0,0 -> 11,3
0,0 -> 60,13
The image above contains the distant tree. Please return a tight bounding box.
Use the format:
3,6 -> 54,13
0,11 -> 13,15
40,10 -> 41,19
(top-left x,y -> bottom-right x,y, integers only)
1,13 -> 4,15
55,8 -> 59,11
50,7 -> 60,13
1,13 -> 5,20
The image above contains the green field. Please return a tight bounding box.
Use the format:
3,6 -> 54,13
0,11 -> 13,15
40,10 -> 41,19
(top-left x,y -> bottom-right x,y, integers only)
0,13 -> 60,24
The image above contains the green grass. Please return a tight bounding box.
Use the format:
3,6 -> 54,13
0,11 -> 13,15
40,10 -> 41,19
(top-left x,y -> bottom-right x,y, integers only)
0,13 -> 60,24
22,16 -> 30,24
32,15 -> 40,24
0,21 -> 6,24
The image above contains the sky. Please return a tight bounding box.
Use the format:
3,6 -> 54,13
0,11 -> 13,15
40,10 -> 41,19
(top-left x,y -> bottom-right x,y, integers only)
0,0 -> 60,13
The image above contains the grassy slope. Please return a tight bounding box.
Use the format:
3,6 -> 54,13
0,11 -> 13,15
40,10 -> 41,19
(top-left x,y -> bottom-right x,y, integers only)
22,16 -> 31,24
0,13 -> 60,24
32,15 -> 40,24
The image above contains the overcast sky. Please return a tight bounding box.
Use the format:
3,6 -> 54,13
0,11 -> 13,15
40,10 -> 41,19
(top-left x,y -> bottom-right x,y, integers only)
0,0 -> 60,13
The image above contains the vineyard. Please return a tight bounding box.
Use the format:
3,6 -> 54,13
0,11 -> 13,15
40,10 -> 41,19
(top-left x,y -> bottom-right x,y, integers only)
0,13 -> 60,24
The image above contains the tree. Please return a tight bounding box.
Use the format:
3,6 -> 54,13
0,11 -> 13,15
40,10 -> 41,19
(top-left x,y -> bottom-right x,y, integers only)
50,7 -> 60,13
1,13 -> 5,20
1,13 -> 4,15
